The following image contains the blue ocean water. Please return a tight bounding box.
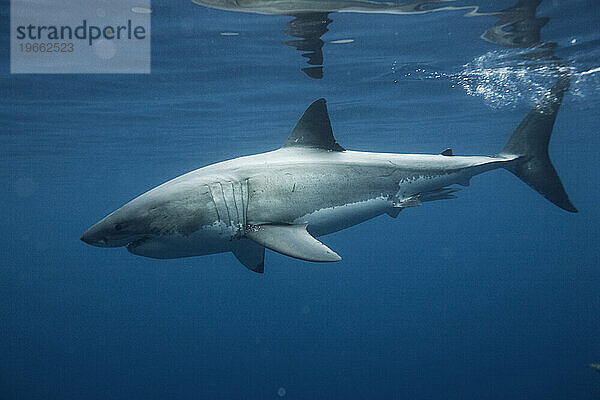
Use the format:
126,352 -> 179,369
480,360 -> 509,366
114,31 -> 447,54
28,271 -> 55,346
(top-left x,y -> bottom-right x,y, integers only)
1,0 -> 599,399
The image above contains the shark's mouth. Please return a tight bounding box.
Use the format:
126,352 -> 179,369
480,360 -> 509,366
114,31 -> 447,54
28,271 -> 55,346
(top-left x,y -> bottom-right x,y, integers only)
126,236 -> 152,251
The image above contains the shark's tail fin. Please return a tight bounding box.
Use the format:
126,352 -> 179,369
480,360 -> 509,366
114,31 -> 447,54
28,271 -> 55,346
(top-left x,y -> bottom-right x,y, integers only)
499,75 -> 577,212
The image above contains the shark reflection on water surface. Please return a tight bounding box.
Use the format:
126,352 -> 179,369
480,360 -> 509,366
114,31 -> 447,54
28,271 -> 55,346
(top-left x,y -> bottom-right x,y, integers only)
482,0 -> 547,48
192,0 -> 474,14
192,0 -> 551,79
193,0 -> 481,78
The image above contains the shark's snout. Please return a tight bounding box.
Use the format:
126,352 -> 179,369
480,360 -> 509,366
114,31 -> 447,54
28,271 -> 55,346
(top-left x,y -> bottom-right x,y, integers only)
80,225 -> 115,247
80,235 -> 108,247
81,203 -> 158,249
80,213 -> 138,248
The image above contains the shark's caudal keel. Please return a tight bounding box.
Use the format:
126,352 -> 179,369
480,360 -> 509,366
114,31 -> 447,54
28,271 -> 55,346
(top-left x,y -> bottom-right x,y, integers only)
81,77 -> 575,273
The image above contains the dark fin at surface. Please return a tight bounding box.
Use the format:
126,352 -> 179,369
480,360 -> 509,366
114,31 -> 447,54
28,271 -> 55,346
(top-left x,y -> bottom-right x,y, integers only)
283,99 -> 345,151
232,239 -> 265,273
500,75 -> 577,212
301,66 -> 323,79
283,13 -> 331,80
441,148 -> 453,156
481,0 -> 548,49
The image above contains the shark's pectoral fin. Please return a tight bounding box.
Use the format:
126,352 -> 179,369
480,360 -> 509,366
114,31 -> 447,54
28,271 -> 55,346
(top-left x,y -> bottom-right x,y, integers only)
246,224 -> 341,263
232,239 -> 265,273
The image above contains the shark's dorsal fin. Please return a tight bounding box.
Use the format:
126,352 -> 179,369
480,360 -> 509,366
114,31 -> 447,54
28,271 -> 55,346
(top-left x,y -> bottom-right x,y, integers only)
441,148 -> 453,156
283,99 -> 345,151
246,224 -> 341,262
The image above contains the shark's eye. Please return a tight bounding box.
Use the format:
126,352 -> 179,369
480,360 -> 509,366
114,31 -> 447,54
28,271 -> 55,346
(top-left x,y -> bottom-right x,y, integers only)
115,224 -> 123,231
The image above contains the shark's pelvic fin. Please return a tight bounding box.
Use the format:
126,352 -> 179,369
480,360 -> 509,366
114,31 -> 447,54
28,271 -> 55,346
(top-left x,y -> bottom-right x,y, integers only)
232,239 -> 265,273
386,208 -> 402,218
283,98 -> 345,151
246,224 -> 342,262
390,187 -> 460,214
499,75 -> 577,213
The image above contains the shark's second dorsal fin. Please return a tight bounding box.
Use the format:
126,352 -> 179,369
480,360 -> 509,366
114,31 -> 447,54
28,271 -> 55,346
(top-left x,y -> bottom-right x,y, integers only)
283,98 -> 345,151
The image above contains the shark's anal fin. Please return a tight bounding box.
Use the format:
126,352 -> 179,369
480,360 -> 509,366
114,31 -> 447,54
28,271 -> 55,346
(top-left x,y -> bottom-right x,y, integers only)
282,99 -> 345,151
420,187 -> 461,202
246,224 -> 341,263
232,239 -> 265,273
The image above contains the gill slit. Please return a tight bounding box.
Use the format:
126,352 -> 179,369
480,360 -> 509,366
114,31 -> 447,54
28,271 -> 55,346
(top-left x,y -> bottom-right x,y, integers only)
230,181 -> 241,228
206,184 -> 221,223
217,182 -> 231,226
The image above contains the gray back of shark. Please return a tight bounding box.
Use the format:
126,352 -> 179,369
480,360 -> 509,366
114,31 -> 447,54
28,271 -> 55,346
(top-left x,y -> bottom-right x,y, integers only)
81,77 -> 575,273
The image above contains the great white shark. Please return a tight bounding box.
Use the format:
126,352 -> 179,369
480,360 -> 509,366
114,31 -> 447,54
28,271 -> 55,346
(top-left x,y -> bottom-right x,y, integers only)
81,77 -> 575,273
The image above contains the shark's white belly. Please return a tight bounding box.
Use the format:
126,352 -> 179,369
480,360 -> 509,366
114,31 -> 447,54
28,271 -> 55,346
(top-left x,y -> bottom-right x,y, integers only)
127,221 -> 237,259
296,196 -> 392,237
